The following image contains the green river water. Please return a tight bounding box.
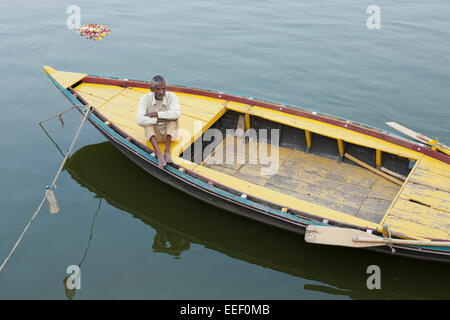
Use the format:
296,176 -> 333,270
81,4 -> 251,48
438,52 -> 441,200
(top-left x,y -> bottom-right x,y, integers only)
0,0 -> 449,299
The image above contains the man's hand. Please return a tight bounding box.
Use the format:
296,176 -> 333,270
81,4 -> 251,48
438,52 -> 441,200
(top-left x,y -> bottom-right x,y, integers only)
146,112 -> 158,118
145,112 -> 169,122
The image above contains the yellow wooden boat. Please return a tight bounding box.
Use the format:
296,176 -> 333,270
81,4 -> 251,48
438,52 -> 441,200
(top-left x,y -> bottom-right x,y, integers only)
43,66 -> 450,263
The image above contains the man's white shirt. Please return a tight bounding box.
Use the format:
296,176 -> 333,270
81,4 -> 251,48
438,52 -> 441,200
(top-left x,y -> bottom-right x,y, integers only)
136,91 -> 181,127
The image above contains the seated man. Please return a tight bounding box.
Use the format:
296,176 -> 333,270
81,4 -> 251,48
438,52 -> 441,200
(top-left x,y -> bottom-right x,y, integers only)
136,75 -> 181,168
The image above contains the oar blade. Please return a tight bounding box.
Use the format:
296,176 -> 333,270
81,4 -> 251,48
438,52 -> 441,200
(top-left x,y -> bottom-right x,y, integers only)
305,225 -> 386,248
436,145 -> 450,156
385,122 -> 430,144
386,122 -> 450,155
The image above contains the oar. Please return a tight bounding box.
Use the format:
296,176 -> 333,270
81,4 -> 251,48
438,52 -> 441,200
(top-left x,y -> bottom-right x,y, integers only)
344,153 -> 404,186
305,225 -> 450,248
386,122 -> 450,156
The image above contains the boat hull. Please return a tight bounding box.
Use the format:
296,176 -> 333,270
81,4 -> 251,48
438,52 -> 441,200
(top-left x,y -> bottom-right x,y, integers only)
87,108 -> 450,264
43,66 -> 450,263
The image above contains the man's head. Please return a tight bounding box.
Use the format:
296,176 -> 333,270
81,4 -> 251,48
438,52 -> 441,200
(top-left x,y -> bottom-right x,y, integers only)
151,75 -> 166,101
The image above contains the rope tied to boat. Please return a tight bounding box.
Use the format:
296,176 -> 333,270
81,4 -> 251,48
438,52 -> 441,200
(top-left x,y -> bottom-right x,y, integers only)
38,105 -> 85,126
385,225 -> 396,254
0,105 -> 93,273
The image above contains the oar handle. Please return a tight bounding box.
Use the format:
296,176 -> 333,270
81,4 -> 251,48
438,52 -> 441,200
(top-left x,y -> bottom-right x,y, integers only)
353,236 -> 450,247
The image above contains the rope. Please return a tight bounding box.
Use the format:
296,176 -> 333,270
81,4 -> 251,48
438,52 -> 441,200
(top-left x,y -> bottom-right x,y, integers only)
0,106 -> 92,273
385,225 -> 396,254
79,198 -> 102,267
38,105 -> 85,125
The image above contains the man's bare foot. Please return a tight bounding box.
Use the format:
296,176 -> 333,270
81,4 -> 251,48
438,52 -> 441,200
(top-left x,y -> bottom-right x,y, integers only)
164,152 -> 174,164
157,153 -> 167,168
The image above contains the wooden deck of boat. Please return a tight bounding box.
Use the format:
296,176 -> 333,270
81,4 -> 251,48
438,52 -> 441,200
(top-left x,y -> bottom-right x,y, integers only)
381,156 -> 450,240
202,136 -> 400,224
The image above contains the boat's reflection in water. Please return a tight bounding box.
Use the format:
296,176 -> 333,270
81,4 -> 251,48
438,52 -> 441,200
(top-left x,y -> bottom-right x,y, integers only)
64,142 -> 450,300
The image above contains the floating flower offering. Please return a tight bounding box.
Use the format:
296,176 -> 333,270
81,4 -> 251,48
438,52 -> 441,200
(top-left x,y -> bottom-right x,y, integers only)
77,24 -> 112,41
